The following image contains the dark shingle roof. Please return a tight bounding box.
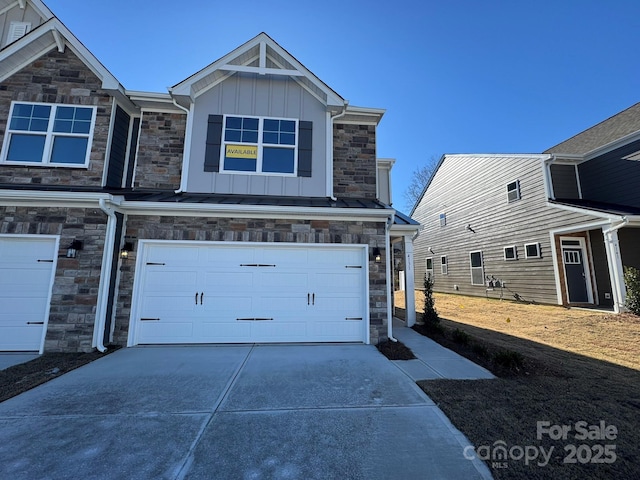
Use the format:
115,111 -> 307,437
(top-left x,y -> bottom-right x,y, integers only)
551,198 -> 640,216
545,102 -> 640,155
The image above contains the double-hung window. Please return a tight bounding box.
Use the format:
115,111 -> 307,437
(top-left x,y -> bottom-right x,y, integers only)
222,115 -> 297,174
1,102 -> 96,167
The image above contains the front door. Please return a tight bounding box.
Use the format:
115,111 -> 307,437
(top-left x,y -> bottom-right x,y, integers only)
562,246 -> 589,303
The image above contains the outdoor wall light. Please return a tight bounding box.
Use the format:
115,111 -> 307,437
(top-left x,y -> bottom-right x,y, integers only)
373,246 -> 382,263
66,240 -> 83,258
120,242 -> 134,260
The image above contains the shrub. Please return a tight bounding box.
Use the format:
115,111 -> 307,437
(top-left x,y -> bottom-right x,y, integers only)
452,328 -> 471,345
422,273 -> 439,325
623,266 -> 640,315
472,343 -> 490,358
493,349 -> 525,371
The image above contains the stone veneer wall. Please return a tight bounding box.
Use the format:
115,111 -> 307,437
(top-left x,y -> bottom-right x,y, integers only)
333,123 -> 377,199
0,206 -> 107,352
0,48 -> 113,186
133,112 -> 186,190
114,216 -> 388,345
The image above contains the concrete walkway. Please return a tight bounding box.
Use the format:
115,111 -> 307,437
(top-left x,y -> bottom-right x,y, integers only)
391,318 -> 495,381
0,344 -> 493,479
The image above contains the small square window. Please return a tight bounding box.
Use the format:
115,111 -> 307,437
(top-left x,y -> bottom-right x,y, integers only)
525,242 -> 541,259
439,213 -> 446,227
504,246 -> 517,261
441,255 -> 448,275
507,180 -> 520,202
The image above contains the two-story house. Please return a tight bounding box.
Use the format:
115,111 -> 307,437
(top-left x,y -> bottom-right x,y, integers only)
0,0 -> 419,353
412,102 -> 640,312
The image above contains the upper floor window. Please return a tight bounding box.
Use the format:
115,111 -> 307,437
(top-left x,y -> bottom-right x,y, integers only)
1,102 -> 96,167
439,212 -> 446,227
222,115 -> 297,175
507,180 -> 521,202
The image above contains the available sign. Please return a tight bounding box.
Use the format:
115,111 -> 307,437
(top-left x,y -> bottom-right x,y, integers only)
226,144 -> 257,159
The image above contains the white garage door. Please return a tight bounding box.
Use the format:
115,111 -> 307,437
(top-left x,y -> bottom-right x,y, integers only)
132,242 -> 368,344
0,236 -> 57,352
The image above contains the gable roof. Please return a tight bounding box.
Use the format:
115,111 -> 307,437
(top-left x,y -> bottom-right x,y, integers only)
0,12 -> 135,110
545,102 -> 640,156
170,32 -> 345,109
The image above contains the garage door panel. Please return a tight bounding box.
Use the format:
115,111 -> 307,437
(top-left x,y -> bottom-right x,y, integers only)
140,294 -> 197,316
0,325 -> 44,350
146,244 -> 200,265
143,270 -> 198,293
205,246 -> 255,265
202,271 -> 254,288
138,321 -> 194,341
0,237 -> 56,351
134,243 -> 367,345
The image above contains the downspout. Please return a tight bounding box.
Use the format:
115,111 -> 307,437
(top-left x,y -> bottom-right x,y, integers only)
94,198 -> 118,353
385,213 -> 397,342
602,217 -> 629,313
327,101 -> 349,201
171,97 -> 191,193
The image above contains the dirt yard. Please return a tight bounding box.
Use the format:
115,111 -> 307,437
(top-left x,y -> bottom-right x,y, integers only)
395,290 -> 640,479
395,291 -> 640,370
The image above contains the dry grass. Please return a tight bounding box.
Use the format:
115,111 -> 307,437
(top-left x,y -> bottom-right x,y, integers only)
395,290 -> 640,370
394,290 -> 640,479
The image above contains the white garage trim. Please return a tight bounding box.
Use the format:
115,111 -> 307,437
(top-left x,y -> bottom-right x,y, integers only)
0,234 -> 59,353
127,240 -> 370,346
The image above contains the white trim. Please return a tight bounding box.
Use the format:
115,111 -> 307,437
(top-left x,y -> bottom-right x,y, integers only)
101,98 -> 118,187
503,245 -> 517,261
0,233 -> 59,354
559,236 -> 594,304
177,102 -> 194,192
524,242 -> 541,259
121,114 -> 137,188
120,200 -> 392,221
469,250 -> 484,286
546,201 -> 625,221
575,164 -> 583,199
127,240 -> 370,346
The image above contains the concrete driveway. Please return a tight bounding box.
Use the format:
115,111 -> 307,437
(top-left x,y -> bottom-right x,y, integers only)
0,345 -> 491,479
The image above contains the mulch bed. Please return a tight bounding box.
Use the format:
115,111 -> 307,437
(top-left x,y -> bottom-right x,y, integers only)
0,347 -> 120,403
376,339 -> 416,360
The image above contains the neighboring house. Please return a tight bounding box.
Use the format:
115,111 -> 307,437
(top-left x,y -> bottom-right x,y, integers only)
0,0 -> 419,353
412,103 -> 640,312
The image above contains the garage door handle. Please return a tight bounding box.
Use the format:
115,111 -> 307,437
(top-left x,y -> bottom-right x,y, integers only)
345,317 -> 363,321
312,293 -> 315,305
140,318 -> 160,321
200,292 -> 204,304
236,317 -> 273,321
307,293 -> 310,305
27,321 -> 44,325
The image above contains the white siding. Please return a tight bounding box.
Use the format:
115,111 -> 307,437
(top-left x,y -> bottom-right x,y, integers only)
413,155 -> 596,304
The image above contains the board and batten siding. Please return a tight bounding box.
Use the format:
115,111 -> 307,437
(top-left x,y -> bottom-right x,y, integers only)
550,164 -> 579,199
577,138 -> 640,208
186,74 -> 327,197
413,155 -> 596,305
0,2 -> 45,48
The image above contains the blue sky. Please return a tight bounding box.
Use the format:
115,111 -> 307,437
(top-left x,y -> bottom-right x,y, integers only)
47,0 -> 640,211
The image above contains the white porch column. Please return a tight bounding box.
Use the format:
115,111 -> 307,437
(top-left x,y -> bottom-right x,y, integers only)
603,227 -> 626,313
403,235 -> 416,326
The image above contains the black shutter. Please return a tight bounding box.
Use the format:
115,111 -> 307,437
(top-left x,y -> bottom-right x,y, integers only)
297,121 -> 312,177
204,114 -> 223,172
105,106 -> 130,188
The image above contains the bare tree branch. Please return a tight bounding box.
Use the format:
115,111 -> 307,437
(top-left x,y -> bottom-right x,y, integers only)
403,156 -> 439,212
